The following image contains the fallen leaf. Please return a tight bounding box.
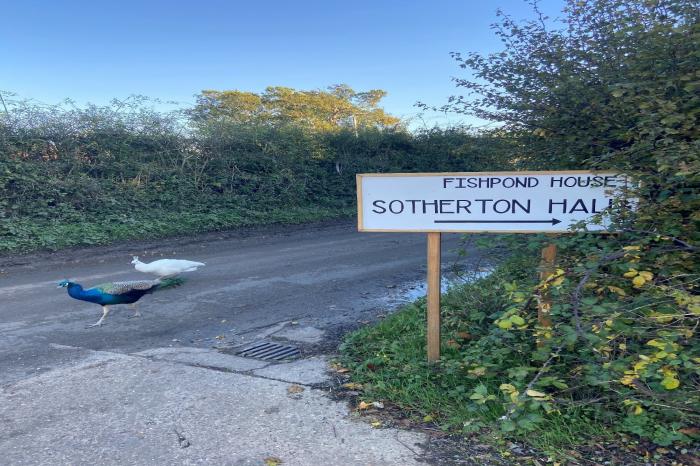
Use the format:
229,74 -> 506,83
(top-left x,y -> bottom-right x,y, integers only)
457,332 -> 472,340
370,420 -> 382,428
372,401 -> 384,409
446,339 -> 461,349
342,382 -> 363,390
423,415 -> 434,422
215,335 -> 225,340
331,363 -> 350,373
264,457 -> 283,466
287,384 -> 305,394
357,401 -> 371,410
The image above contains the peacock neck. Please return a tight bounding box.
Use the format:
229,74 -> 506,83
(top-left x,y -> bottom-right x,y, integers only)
134,262 -> 147,272
67,283 -> 85,299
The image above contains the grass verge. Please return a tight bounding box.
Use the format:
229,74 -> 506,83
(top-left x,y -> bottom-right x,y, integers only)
0,205 -> 355,254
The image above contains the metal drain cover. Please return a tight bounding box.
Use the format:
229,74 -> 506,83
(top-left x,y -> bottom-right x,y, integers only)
235,341 -> 300,361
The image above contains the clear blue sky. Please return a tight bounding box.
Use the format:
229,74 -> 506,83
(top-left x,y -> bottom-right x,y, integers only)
2,0 -> 564,128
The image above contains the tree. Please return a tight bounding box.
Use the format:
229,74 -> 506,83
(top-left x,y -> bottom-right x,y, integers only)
192,84 -> 401,131
441,0 -> 699,174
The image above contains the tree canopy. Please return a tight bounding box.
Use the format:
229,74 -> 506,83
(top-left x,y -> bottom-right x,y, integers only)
192,84 -> 401,132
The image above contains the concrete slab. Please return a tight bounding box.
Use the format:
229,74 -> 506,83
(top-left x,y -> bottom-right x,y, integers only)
0,350 -> 425,466
253,356 -> 330,385
134,346 -> 270,372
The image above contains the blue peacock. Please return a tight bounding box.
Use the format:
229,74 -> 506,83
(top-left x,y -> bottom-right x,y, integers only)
58,278 -> 182,328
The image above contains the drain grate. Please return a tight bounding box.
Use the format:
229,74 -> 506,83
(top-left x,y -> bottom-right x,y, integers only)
235,341 -> 300,361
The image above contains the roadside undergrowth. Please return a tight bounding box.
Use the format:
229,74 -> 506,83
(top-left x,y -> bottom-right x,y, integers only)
340,238 -> 699,462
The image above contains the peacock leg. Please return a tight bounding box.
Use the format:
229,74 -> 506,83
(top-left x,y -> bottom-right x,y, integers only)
128,303 -> 141,318
87,306 -> 110,328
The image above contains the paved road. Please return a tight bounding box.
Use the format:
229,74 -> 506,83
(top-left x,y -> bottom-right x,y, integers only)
0,220 -> 473,385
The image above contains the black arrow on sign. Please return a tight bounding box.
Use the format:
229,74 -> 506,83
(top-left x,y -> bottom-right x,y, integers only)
434,218 -> 562,225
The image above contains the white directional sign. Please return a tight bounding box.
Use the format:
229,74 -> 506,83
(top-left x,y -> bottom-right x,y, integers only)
357,171 -> 630,233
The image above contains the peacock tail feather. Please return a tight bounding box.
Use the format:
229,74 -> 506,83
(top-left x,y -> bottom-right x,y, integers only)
93,280 -> 160,295
155,277 -> 186,289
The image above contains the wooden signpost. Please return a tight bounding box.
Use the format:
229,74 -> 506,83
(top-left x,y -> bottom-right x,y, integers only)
356,171 -> 629,361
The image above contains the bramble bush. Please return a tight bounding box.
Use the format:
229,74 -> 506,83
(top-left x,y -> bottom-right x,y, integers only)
345,0 -> 699,450
0,95 -> 510,253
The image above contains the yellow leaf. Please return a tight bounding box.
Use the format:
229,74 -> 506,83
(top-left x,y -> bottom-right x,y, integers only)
638,271 -> 654,281
499,383 -> 517,393
634,405 -> 644,415
632,276 -> 646,288
650,312 -> 674,323
646,339 -> 665,349
525,389 -> 547,398
423,415 -> 434,422
370,420 -> 382,428
633,360 -> 649,372
608,286 -> 626,296
264,457 -> 283,466
661,377 -> 680,390
620,374 -> 636,386
331,362 -> 350,373
623,269 -> 638,278
342,382 -> 363,390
